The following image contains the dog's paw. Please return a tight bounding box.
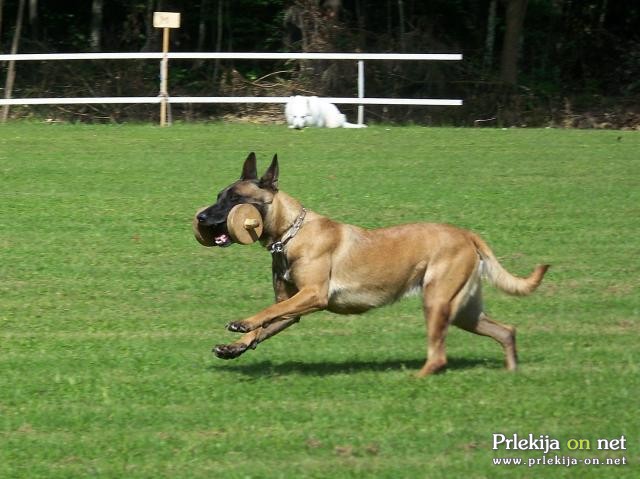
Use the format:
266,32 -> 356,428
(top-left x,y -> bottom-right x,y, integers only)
226,321 -> 250,333
213,343 -> 247,360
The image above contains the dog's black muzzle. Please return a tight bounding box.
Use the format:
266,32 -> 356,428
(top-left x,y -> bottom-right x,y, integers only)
197,210 -> 219,226
196,203 -> 228,225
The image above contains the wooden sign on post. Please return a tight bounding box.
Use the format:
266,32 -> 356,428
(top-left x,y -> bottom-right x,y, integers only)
153,12 -> 181,127
153,12 -> 180,29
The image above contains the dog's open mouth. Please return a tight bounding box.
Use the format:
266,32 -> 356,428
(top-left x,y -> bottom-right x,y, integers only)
195,218 -> 234,248
209,221 -> 233,247
215,233 -> 232,247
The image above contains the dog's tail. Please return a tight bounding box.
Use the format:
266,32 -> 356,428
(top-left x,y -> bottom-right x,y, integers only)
470,232 -> 550,296
342,122 -> 368,128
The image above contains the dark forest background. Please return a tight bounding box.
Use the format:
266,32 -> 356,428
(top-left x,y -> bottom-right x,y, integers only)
1,0 -> 639,126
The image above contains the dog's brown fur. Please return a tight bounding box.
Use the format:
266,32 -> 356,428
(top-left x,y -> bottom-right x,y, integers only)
204,154 -> 549,376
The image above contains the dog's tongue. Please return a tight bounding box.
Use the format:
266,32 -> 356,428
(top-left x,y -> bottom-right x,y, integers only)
215,234 -> 229,246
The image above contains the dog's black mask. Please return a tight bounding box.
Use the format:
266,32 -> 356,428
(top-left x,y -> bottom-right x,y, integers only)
196,185 -> 242,247
196,152 -> 278,247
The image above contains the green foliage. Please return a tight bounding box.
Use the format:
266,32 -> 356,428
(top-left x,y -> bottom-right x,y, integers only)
1,123 -> 639,477
1,1 -> 639,124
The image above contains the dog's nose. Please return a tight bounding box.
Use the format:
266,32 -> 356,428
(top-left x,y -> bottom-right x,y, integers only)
197,212 -> 208,223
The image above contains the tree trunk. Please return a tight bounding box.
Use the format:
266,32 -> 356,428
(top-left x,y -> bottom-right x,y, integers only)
141,0 -> 157,52
354,0 -> 365,49
0,0 -> 5,40
194,0 -> 209,69
397,0 -> 406,52
28,0 -> 37,40
90,0 -> 103,52
500,0 -> 528,85
225,0 -> 232,52
598,0 -> 608,29
212,0 -> 224,88
483,0 -> 497,73
2,0 -> 26,122
196,0 -> 209,52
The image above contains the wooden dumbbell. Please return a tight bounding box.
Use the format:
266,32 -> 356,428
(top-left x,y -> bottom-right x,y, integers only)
226,204 -> 264,245
193,204 -> 264,247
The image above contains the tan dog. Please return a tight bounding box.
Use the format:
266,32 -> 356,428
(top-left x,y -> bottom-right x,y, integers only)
195,153 -> 549,376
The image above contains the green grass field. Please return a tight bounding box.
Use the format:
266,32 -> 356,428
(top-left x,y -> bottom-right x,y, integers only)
1,123 -> 638,478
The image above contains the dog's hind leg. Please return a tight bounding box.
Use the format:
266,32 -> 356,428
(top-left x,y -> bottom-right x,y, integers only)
455,312 -> 518,371
417,301 -> 451,377
450,270 -> 517,371
417,253 -> 477,377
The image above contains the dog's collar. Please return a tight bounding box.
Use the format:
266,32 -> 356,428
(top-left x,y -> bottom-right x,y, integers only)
268,207 -> 307,255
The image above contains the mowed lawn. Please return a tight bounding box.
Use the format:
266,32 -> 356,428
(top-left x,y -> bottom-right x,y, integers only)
1,123 -> 638,478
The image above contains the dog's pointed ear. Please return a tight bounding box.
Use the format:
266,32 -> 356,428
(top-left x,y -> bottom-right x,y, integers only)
259,154 -> 279,191
241,152 -> 258,181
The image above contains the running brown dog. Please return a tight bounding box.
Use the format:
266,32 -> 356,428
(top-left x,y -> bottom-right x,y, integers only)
195,153 -> 549,376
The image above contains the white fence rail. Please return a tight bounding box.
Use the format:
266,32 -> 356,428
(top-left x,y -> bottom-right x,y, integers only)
0,97 -> 462,106
0,52 -> 463,123
0,52 -> 462,61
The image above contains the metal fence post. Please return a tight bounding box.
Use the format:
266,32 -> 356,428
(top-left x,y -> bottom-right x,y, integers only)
357,60 -> 365,125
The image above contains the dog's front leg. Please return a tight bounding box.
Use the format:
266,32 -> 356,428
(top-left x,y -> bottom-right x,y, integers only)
214,277 -> 300,359
226,285 -> 328,333
214,316 -> 300,359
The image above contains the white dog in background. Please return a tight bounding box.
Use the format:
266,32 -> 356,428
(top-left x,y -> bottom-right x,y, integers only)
285,95 -> 367,129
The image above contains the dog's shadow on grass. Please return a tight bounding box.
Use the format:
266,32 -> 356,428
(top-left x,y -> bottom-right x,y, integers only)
211,356 -> 502,377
